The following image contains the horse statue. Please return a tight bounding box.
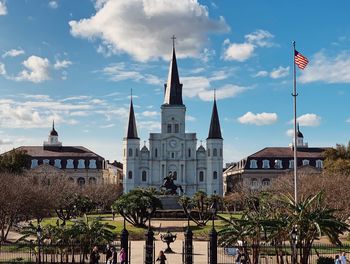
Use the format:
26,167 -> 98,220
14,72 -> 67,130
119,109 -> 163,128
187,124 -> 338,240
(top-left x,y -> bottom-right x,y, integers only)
161,172 -> 183,195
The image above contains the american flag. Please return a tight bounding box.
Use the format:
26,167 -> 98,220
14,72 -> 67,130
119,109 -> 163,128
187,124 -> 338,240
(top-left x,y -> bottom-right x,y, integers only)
294,50 -> 309,70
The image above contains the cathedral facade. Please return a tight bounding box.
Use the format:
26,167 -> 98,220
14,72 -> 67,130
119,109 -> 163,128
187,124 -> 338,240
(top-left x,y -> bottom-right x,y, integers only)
122,46 -> 223,196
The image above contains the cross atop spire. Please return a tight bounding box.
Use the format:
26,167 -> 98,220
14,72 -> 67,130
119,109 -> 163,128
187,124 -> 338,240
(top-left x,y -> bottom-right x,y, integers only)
171,35 -> 176,49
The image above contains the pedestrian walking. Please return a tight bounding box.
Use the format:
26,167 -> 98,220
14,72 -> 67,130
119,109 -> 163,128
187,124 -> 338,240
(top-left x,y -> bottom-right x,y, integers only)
336,255 -> 342,264
90,246 -> 100,264
156,250 -> 167,264
341,252 -> 349,264
119,247 -> 126,264
111,247 -> 118,264
105,244 -> 112,264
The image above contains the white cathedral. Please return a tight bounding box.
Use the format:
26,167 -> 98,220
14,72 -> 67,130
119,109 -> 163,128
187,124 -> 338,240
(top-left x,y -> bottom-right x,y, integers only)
122,45 -> 223,196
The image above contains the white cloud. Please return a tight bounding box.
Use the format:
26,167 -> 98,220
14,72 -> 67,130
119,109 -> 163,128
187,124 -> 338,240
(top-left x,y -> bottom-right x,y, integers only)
142,111 -> 158,117
0,138 -> 13,145
223,29 -> 274,62
238,112 -> 278,126
199,84 -> 247,101
2,48 -> 25,58
186,115 -> 196,121
138,120 -> 161,131
69,0 -> 228,62
270,66 -> 290,79
48,1 -> 58,9
0,1 -> 7,16
100,124 -> 115,128
14,56 -> 50,83
0,63 -> 6,75
223,42 -> 254,62
253,70 -> 268,77
101,63 -> 161,85
286,129 -> 294,137
296,113 -> 321,127
54,59 -> 72,69
299,51 -> 350,84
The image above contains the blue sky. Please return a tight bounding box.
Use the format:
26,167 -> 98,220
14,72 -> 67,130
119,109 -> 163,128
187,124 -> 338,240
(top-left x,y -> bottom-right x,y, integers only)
0,0 -> 350,163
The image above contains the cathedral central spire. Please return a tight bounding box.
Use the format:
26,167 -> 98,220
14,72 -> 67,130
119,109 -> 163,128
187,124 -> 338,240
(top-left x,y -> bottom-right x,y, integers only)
208,91 -> 222,139
126,95 -> 139,139
163,36 -> 183,105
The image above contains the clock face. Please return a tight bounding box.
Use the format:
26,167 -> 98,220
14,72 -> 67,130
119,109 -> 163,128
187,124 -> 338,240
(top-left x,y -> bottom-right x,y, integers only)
169,139 -> 177,148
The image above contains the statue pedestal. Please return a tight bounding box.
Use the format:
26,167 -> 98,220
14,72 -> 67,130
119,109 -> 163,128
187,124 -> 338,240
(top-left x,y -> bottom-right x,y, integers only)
157,195 -> 182,210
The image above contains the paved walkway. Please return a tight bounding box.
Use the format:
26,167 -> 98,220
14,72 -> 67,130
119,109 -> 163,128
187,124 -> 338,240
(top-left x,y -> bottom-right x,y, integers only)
130,240 -> 209,264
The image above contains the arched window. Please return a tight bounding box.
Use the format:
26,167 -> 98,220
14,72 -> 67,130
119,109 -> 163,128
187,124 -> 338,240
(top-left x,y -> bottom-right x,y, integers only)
128,148 -> 133,157
135,148 -> 139,157
89,177 -> 97,184
175,124 -> 179,133
316,159 -> 323,169
251,178 -> 258,187
199,171 -> 204,182
250,159 -> 257,169
167,124 -> 172,133
31,159 -> 38,168
262,178 -> 270,186
128,171 -> 133,179
78,159 -> 85,169
77,177 -> 85,187
155,148 -> 158,158
142,170 -> 147,181
262,159 -> 270,169
188,148 -> 191,158
213,148 -> 217,157
213,171 -> 218,180
171,152 -> 175,158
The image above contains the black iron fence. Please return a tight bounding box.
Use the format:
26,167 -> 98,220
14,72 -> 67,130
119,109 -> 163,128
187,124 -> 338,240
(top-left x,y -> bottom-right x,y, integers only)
0,241 -> 130,264
217,244 -> 350,264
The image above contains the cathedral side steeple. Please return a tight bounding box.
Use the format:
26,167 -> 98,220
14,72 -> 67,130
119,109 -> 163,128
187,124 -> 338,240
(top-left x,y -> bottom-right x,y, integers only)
207,91 -> 222,139
163,36 -> 183,106
126,96 -> 139,139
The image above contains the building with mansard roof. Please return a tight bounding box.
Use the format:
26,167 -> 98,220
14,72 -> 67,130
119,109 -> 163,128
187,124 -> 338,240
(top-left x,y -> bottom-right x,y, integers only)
6,122 -> 110,186
223,125 -> 329,195
122,44 -> 223,196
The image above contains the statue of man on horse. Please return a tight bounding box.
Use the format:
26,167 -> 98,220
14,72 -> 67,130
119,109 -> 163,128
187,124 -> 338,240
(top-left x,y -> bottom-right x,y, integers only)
161,172 -> 183,195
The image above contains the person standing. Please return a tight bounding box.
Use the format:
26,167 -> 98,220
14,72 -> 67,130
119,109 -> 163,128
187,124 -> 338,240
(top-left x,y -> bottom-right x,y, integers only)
119,248 -> 126,264
156,250 -> 167,264
105,245 -> 112,264
336,255 -> 342,264
341,252 -> 349,264
90,246 -> 100,264
111,247 -> 118,264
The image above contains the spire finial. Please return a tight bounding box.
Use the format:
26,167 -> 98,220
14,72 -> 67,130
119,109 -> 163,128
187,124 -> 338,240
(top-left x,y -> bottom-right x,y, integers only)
214,89 -> 216,101
171,35 -> 176,49
131,88 -> 133,101
52,120 -> 55,129
144,140 -> 146,147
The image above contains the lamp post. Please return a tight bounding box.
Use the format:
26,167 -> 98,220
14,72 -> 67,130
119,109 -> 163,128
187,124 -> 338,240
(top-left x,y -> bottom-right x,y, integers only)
36,225 -> 42,264
121,208 -> 129,264
184,205 -> 193,264
145,206 -> 154,264
209,201 -> 218,264
291,225 -> 298,264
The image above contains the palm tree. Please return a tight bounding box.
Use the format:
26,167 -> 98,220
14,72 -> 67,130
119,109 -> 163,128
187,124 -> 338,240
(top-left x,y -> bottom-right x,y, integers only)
280,191 -> 349,264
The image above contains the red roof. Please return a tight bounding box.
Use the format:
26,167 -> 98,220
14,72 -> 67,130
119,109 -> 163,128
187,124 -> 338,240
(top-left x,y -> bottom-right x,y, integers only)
13,146 -> 103,159
249,147 -> 328,159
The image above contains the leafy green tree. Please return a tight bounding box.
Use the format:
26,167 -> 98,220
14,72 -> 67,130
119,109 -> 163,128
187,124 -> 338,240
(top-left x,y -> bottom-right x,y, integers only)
180,191 -> 222,227
280,191 -> 349,264
323,142 -> 350,175
112,189 -> 162,227
0,149 -> 30,174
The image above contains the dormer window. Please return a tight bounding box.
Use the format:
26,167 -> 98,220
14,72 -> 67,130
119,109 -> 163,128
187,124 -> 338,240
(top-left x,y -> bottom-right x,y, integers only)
66,159 -> 74,169
78,159 -> 85,169
54,159 -> 61,168
316,160 -> 323,169
274,160 -> 283,169
302,159 -> 310,166
250,159 -> 257,169
289,160 -> 294,169
31,159 -> 38,168
89,159 -> 97,169
262,159 -> 270,169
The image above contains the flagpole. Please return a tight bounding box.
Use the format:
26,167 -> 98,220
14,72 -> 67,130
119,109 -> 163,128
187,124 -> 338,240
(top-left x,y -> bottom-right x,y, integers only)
292,41 -> 298,204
